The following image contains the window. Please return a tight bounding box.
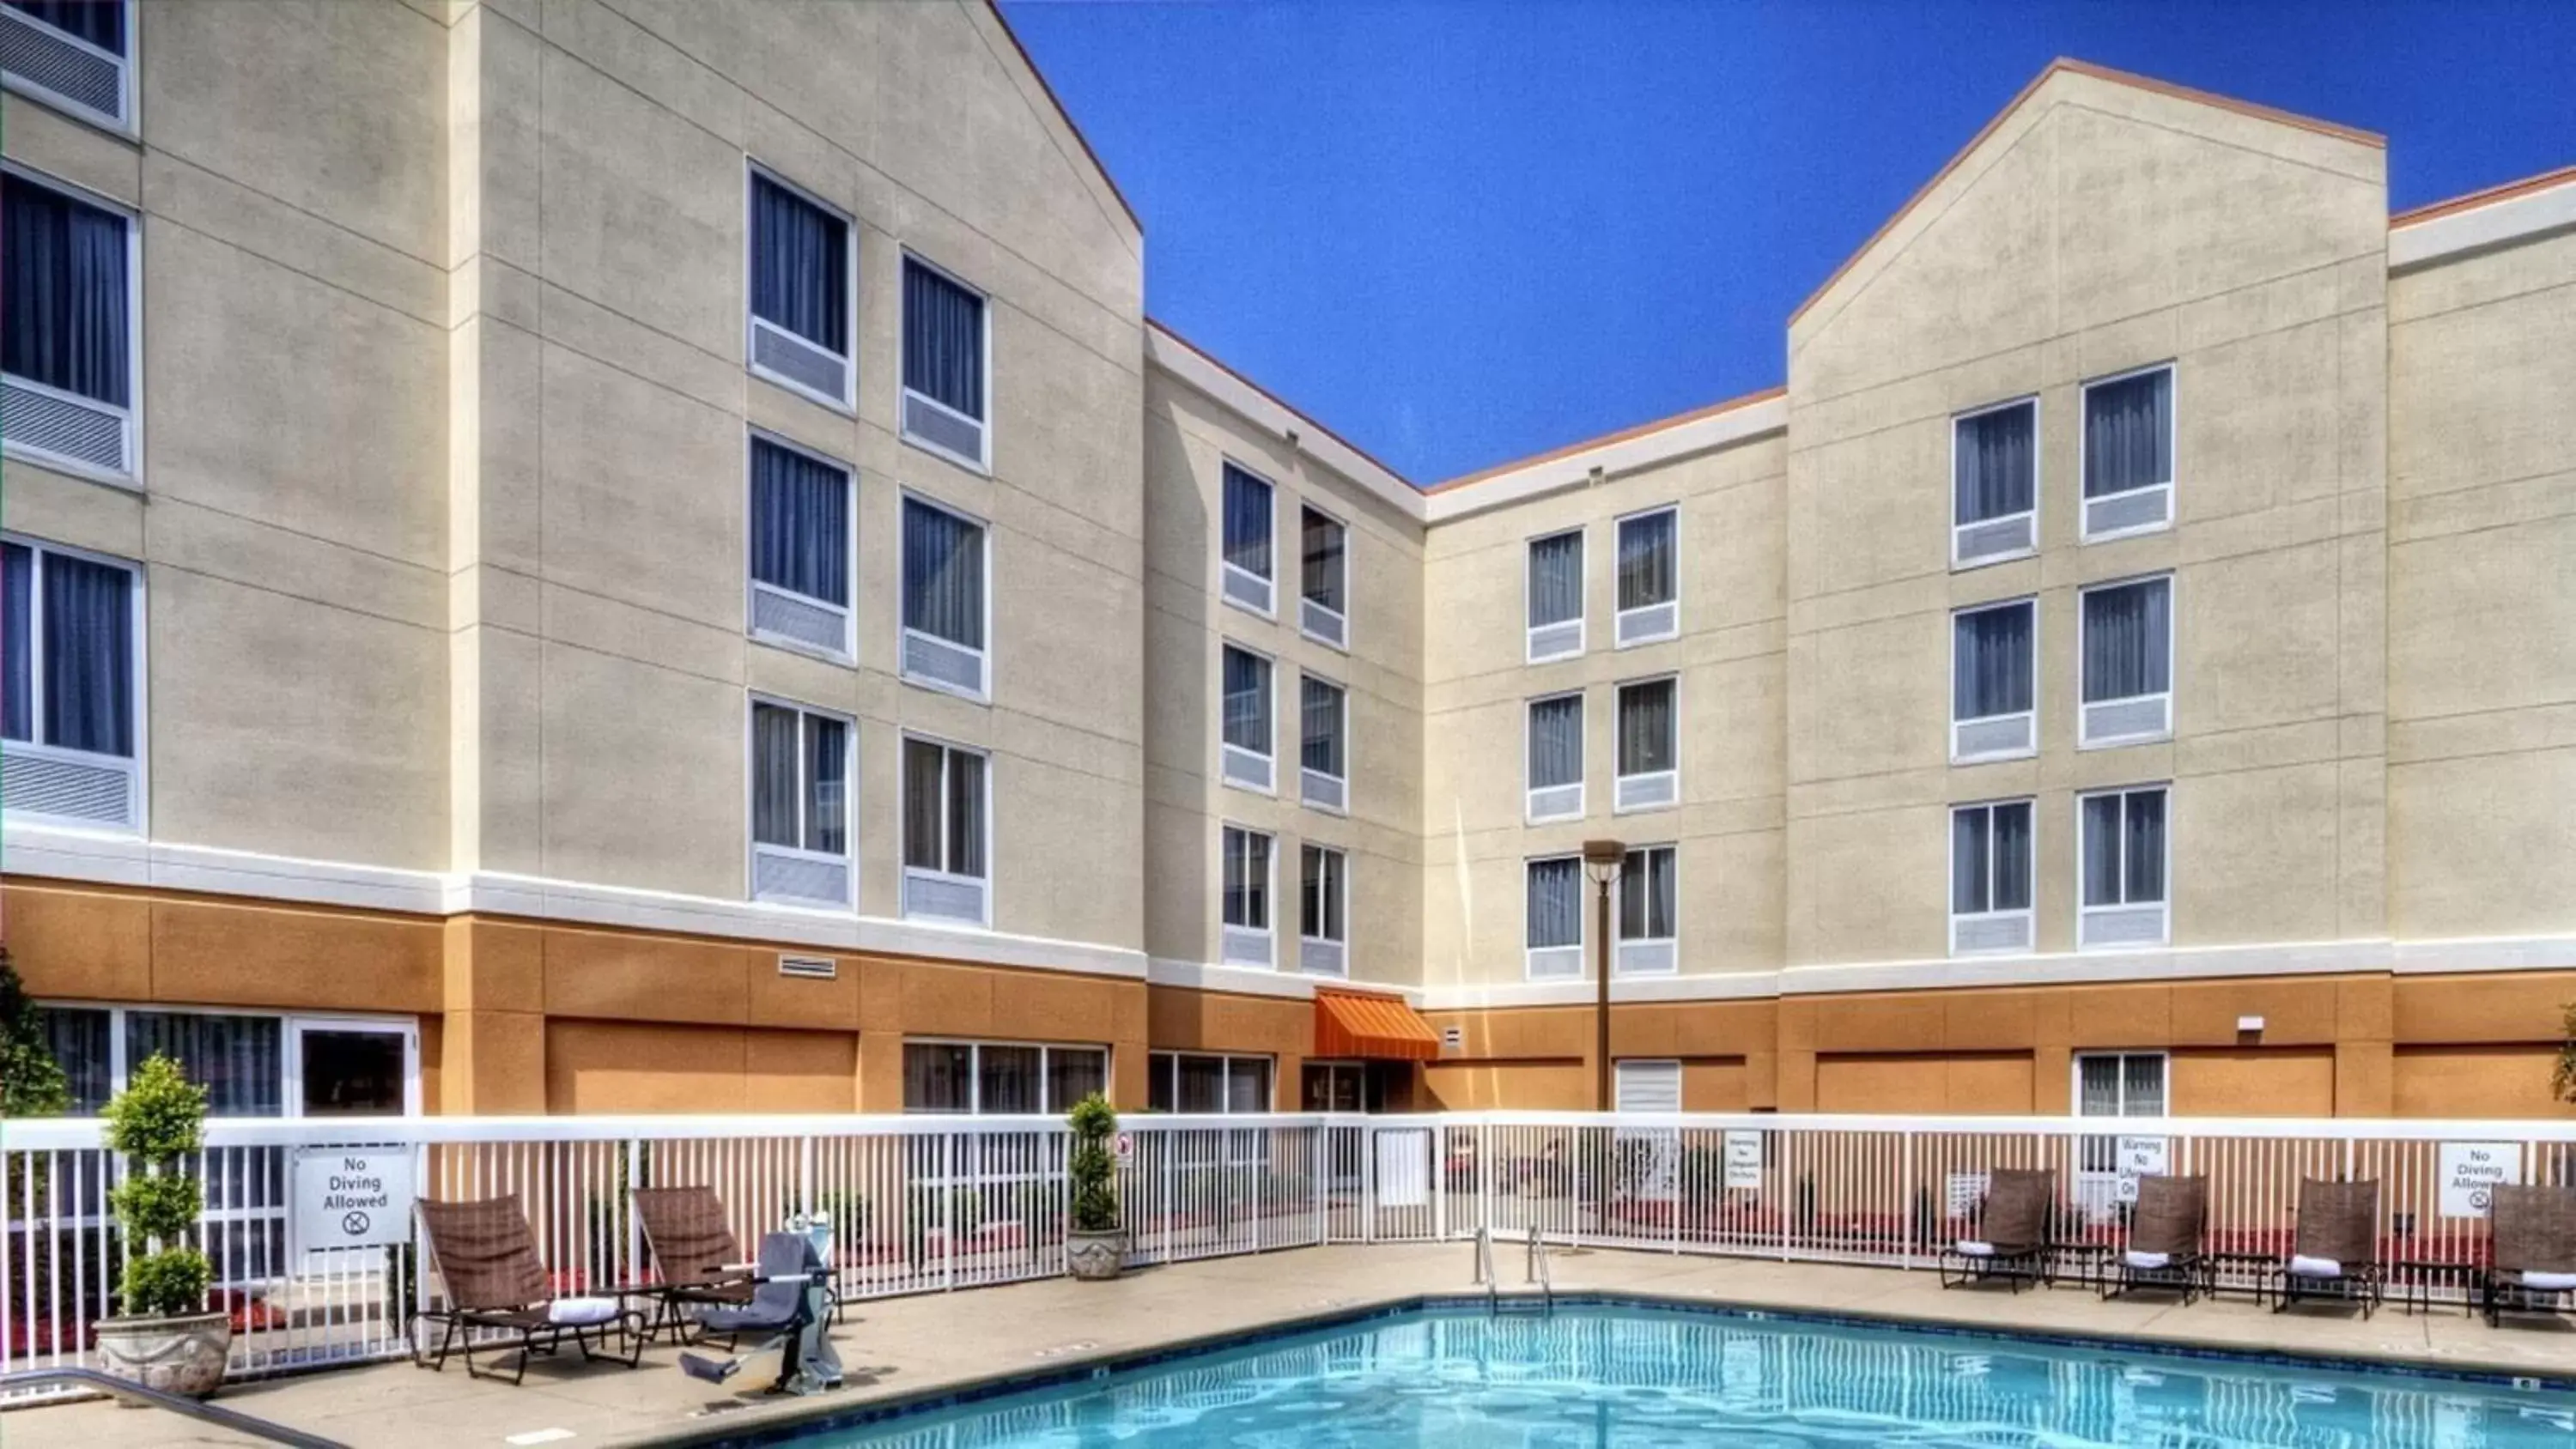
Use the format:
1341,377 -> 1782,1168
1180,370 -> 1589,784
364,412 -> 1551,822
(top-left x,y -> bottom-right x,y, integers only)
746,167 -> 853,409
1525,530 -> 1583,662
2,167 -> 137,479
2079,785 -> 2168,949
1616,845 -> 1676,977
904,1040 -> 1105,1114
746,433 -> 853,658
1219,644 -> 1274,793
1950,800 -> 2033,955
2075,1051 -> 2167,1175
1147,1052 -> 1273,1114
1219,463 -> 1274,615
749,700 -> 851,906
1220,825 -> 1273,967
1613,506 -> 1679,646
1953,398 -> 2037,566
1524,856 -> 1583,980
901,736 -> 989,926
1951,598 -> 2035,761
2079,576 -> 2172,746
1,1 -> 132,131
2081,365 -> 2173,539
1299,843 -> 1347,978
1613,677 -> 1678,812
1525,693 -> 1584,822
899,255 -> 990,470
1299,505 -> 1348,647
1299,673 -> 1346,813
3,536 -> 141,832
900,494 -> 989,700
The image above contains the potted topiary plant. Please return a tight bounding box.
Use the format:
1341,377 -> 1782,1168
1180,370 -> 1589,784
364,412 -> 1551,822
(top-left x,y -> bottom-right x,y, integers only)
96,1053 -> 229,1398
1063,1092 -> 1124,1281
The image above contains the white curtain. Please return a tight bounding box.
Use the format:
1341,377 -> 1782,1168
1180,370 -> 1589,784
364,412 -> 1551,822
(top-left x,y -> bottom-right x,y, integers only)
902,499 -> 985,649
1301,676 -> 1344,776
1619,846 -> 1674,939
1527,695 -> 1582,789
1526,532 -> 1582,627
2085,370 -> 2172,497
1954,403 -> 2035,523
1618,680 -> 1674,775
2082,579 -> 2170,702
1616,511 -> 1675,610
1223,646 -> 1270,754
1526,858 -> 1580,949
1223,464 -> 1272,579
1953,603 -> 2034,718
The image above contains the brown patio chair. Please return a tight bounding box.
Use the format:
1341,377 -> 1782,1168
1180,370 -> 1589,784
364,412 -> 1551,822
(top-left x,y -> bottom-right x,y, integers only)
631,1185 -> 844,1344
2274,1178 -> 2383,1317
1940,1168 -> 2055,1293
413,1194 -> 644,1383
2102,1174 -> 2208,1302
2483,1182 -> 2576,1327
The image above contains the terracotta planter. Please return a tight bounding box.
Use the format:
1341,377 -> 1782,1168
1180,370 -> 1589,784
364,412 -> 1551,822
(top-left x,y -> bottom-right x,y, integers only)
95,1312 -> 231,1401
1065,1228 -> 1125,1281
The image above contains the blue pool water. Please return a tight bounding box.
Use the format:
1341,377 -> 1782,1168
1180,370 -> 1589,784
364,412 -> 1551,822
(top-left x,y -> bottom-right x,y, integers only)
814,1303 -> 2575,1447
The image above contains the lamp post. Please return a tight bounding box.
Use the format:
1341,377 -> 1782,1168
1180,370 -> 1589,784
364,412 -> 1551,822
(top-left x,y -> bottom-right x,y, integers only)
1583,839 -> 1626,1113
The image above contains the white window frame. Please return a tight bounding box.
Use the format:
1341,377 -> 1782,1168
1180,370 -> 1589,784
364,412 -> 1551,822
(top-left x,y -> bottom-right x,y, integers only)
1948,596 -> 2037,764
2074,1051 -> 2169,1118
2076,784 -> 2171,950
1949,395 -> 2038,568
1,161 -> 143,488
1524,526 -> 1585,663
0,0 -> 135,136
1612,674 -> 1680,815
1218,640 -> 1276,797
1948,798 -> 2034,957
898,731 -> 993,929
1219,823 -> 1276,969
2077,573 -> 2174,749
744,161 -> 858,415
745,694 -> 856,908
1297,500 -> 1350,650
1147,1051 -> 1276,1115
1297,670 -> 1348,815
2077,362 -> 2176,543
1523,853 -> 1585,982
744,428 -> 858,663
1218,458 -> 1277,619
896,249 -> 993,474
897,488 -> 993,703
1523,690 -> 1585,823
1297,842 -> 1348,979
1,532 -> 148,834
1612,504 -> 1680,647
35,1001 -> 422,1119
903,1038 -> 1109,1116
1613,843 -> 1678,978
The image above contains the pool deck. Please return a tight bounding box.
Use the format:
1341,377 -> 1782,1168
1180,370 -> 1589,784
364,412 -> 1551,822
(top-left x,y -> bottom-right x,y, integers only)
9,1244 -> 2570,1446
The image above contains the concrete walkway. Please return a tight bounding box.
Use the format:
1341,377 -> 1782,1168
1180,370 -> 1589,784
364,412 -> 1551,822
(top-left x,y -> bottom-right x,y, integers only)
8,1245 -> 2569,1447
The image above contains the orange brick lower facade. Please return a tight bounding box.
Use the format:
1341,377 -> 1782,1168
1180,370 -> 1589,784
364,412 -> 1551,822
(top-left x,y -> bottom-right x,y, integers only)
7,876 -> 2570,1119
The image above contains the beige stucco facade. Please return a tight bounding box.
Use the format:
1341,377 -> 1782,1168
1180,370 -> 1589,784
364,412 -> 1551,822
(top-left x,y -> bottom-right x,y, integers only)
2,15 -> 2569,1119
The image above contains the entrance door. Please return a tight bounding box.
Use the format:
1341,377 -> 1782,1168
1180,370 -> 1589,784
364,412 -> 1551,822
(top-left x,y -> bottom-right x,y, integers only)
289,1019 -> 417,1116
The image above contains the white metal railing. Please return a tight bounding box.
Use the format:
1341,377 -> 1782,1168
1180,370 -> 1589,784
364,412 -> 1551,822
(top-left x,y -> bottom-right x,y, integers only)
7,1111 -> 2571,1397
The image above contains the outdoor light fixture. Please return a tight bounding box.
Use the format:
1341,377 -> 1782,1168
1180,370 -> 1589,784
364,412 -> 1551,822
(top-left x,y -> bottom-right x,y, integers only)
1583,840 -> 1626,1112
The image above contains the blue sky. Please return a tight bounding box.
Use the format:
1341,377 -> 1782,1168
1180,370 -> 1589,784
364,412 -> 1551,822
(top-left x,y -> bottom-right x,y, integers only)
1001,0 -> 2576,484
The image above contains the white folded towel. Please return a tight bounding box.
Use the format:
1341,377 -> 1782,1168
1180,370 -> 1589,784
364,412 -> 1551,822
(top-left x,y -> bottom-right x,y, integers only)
547,1296 -> 621,1326
2287,1254 -> 2341,1279
2521,1270 -> 2576,1291
2123,1250 -> 2172,1270
1953,1240 -> 1995,1258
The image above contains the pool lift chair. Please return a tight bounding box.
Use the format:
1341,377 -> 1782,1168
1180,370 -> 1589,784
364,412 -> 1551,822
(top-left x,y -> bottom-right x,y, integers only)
677,1226 -> 844,1396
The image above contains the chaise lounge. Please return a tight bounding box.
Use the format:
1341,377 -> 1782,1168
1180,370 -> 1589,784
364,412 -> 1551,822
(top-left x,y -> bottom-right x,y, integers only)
2103,1173 -> 2208,1302
1940,1167 -> 2055,1293
631,1185 -> 761,1344
2482,1181 -> 2576,1327
2273,1178 -> 2383,1317
414,1194 -> 646,1384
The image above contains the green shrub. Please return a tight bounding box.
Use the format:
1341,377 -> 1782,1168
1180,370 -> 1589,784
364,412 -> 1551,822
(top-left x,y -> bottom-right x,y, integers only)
1066,1092 -> 1119,1234
2555,1001 -> 2576,1104
102,1054 -> 213,1318
0,947 -> 69,1119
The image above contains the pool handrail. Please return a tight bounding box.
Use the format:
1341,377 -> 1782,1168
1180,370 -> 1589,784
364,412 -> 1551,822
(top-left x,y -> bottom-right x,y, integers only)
0,1367 -> 349,1447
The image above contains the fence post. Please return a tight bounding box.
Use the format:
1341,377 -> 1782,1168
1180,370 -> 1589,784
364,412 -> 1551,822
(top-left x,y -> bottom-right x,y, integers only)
1435,1123 -> 1449,1243
941,1132 -> 956,1294
798,1135 -> 816,1220
1900,1129 -> 1915,1270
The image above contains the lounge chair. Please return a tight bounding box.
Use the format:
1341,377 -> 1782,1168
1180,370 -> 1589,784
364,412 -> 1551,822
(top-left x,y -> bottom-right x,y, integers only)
2102,1174 -> 2208,1302
1940,1168 -> 2055,1292
2483,1182 -> 2576,1326
2273,1178 -> 2383,1317
631,1186 -> 758,1343
413,1194 -> 645,1383
677,1230 -> 843,1397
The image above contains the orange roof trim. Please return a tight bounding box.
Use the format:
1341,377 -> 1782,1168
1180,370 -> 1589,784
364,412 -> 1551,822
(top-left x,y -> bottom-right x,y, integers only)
1148,317 -> 1419,488
2392,163 -> 2576,227
981,0 -> 1143,236
1789,58 -> 2385,327
1314,988 -> 1442,1063
1426,385 -> 1786,494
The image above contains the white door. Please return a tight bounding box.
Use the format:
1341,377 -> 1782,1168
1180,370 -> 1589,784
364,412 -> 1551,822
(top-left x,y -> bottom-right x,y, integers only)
1613,1060 -> 1682,1203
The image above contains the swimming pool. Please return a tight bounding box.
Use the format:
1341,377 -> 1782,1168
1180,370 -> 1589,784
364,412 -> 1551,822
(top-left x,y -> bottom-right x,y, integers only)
809,1301 -> 2575,1447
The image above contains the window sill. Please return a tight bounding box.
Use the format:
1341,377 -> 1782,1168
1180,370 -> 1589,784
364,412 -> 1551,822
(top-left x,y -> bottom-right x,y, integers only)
748,627 -> 855,669
746,359 -> 857,419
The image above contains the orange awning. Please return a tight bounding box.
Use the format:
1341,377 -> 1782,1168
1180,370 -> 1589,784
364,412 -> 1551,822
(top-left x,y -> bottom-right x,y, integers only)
1314,988 -> 1441,1062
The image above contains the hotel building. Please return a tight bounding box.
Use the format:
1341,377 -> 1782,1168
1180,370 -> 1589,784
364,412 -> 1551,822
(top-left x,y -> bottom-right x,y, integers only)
3,1 -> 2571,1124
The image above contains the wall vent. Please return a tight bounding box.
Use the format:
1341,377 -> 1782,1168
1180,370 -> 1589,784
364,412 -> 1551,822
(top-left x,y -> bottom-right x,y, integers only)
778,954 -> 838,980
